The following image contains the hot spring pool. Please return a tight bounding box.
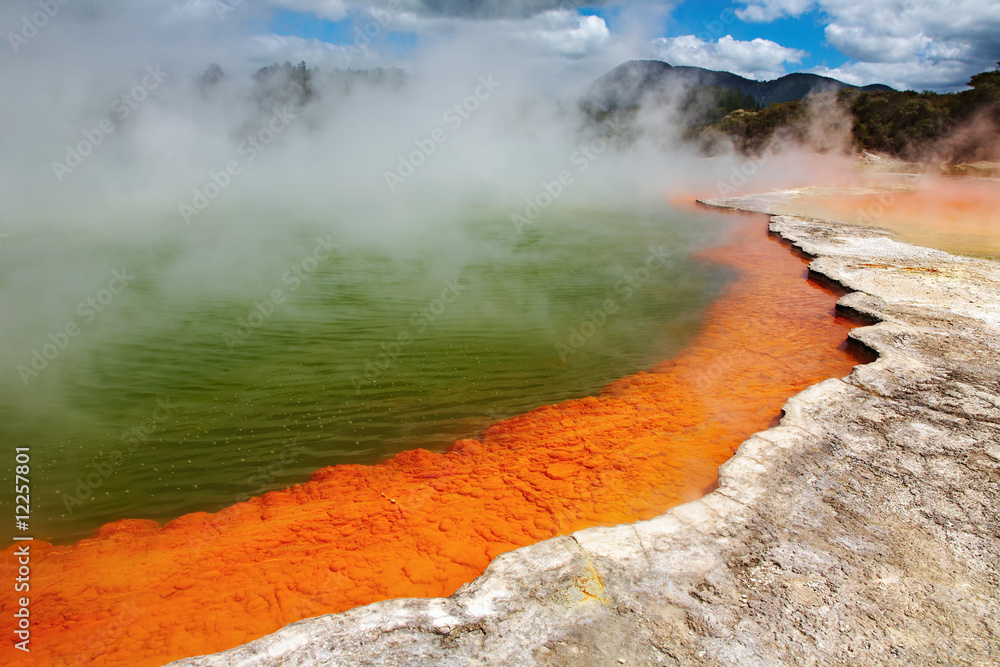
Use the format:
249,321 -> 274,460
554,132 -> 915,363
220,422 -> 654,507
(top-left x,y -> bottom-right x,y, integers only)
0,203 -> 734,542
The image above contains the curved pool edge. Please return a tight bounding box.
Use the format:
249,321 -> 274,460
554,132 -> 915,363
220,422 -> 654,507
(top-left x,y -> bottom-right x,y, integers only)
169,199 -> 1000,666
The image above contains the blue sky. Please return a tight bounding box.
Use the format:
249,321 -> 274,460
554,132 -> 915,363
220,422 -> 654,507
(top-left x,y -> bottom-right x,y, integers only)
248,0 -> 999,91
4,1 -> 992,92
267,2 -> 845,70
580,2 -> 837,67
657,1 -> 844,71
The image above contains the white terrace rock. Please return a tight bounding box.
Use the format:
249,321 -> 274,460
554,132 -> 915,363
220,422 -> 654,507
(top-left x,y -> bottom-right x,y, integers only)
170,200 -> 1000,666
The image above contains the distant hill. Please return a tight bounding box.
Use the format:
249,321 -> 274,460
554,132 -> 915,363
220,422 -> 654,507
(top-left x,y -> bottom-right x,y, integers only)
583,60 -> 893,112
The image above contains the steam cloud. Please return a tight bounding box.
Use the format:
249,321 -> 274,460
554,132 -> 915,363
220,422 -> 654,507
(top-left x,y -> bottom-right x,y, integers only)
0,1 -> 844,397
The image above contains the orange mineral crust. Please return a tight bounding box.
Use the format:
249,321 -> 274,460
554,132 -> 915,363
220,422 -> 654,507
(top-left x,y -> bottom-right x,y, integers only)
1,215 -> 865,666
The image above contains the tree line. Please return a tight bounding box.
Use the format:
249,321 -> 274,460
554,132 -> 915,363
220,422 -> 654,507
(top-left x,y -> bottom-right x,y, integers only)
695,64 -> 1000,162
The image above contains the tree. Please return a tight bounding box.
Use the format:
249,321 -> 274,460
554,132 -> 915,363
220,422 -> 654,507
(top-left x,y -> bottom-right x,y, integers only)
200,63 -> 226,87
252,60 -> 317,107
968,62 -> 1000,91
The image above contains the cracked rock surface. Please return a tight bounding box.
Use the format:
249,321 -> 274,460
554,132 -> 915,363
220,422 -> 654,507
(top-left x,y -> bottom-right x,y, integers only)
171,198 -> 1000,666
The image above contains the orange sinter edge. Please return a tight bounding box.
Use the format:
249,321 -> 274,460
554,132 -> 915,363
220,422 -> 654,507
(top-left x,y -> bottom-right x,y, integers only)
790,178 -> 1000,257
1,213 -> 866,666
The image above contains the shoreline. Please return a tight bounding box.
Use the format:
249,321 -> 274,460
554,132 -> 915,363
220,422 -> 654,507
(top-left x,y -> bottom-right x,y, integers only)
170,196 -> 1000,665
0,211 -> 864,665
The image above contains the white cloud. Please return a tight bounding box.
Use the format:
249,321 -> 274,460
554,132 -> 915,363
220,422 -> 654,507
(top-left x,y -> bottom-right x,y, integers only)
824,25 -> 929,64
650,34 -> 807,80
167,0 -> 226,22
6,0 -> 994,94
369,8 -> 615,61
0,0 -> 621,80
809,60 -> 975,92
397,0 -> 618,20
247,33 -> 356,67
269,0 -> 350,22
245,0 -> 622,21
736,0 -> 815,22
827,0 -> 1000,89
734,0 -> 1000,90
527,12 -> 612,58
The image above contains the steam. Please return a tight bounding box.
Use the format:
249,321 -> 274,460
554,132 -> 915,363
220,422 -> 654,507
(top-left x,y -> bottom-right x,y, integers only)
930,109 -> 1000,164
0,4 -> 862,401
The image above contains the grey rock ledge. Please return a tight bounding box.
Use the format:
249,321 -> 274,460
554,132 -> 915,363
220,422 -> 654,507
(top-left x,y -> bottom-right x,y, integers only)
171,196 -> 1000,666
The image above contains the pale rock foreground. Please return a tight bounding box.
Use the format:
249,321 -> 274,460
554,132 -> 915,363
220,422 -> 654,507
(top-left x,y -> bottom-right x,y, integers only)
171,198 -> 1000,666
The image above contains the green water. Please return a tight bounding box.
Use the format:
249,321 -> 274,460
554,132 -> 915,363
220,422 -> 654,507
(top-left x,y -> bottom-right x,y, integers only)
0,204 -> 733,543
